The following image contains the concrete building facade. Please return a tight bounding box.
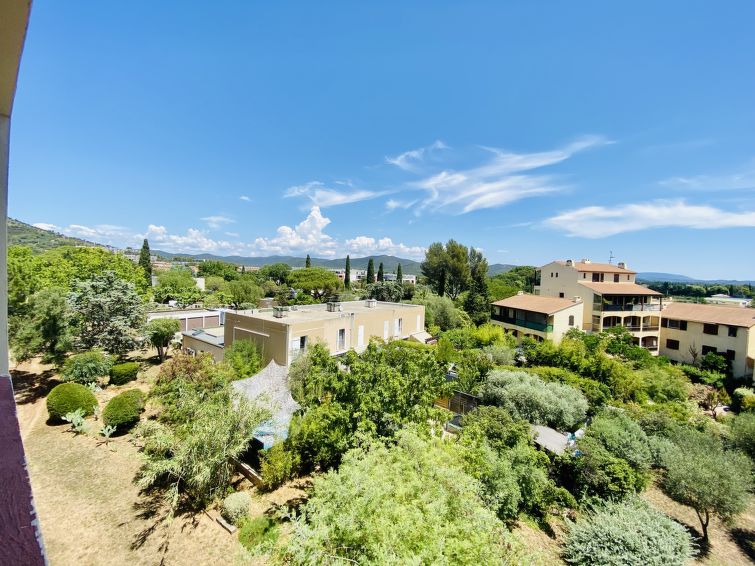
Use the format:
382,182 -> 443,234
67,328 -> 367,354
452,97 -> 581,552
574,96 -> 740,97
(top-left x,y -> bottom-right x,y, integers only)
223,300 -> 426,366
535,259 -> 664,351
659,302 -> 755,380
491,292 -> 584,343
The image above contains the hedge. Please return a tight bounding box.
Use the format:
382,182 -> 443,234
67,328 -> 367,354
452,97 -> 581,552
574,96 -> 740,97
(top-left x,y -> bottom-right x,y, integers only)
221,491 -> 251,526
61,350 -> 113,384
103,389 -> 145,431
47,383 -> 98,422
109,362 -> 140,386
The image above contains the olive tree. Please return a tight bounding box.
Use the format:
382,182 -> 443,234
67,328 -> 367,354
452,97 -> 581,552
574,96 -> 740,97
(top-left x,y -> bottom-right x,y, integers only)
145,318 -> 181,361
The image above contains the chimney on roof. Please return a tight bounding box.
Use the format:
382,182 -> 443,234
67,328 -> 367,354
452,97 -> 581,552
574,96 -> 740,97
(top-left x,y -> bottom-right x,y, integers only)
565,259 -> 574,267
617,261 -> 626,269
581,258 -> 591,264
573,296 -> 582,304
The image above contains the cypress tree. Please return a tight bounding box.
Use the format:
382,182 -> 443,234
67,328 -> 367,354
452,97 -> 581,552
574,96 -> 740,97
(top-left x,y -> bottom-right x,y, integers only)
396,263 -> 403,284
377,262 -> 384,282
241,265 -> 246,274
345,255 -> 351,289
366,258 -> 375,284
305,254 -> 311,268
138,239 -> 152,285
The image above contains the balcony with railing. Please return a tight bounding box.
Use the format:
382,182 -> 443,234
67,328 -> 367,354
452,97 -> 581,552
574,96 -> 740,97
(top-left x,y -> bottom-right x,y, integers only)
491,313 -> 553,333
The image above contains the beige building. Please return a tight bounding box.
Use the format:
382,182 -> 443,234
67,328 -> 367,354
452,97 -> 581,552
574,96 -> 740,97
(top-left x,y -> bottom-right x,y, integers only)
659,303 -> 755,380
491,292 -> 584,343
182,326 -> 225,362
223,300 -> 426,366
535,259 -> 664,351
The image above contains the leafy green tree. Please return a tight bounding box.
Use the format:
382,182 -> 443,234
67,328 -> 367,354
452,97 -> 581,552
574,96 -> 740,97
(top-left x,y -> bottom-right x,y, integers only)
464,247 -> 491,325
259,262 -> 291,285
197,259 -> 239,281
367,281 -> 403,302
396,263 -> 403,283
136,386 -> 270,509
287,267 -> 341,301
10,287 -> 73,363
288,401 -> 352,472
281,430 -> 521,565
582,410 -> 651,474
145,318 -> 181,361
481,370 -> 588,430
227,279 -> 263,308
730,413 -> 755,460
377,261 -> 384,282
305,254 -> 311,268
224,339 -> 262,379
8,246 -> 37,317
68,271 -> 145,356
138,238 -> 152,286
366,258 -> 375,284
563,498 -> 695,566
344,255 -> 351,289
153,268 -> 200,304
421,242 -> 448,296
411,293 -> 470,331
662,428 -> 752,540
444,239 -> 471,299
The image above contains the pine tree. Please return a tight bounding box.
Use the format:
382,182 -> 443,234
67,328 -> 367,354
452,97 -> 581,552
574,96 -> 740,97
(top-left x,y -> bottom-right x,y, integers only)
305,254 -> 312,268
377,262 -> 384,282
396,263 -> 403,284
345,255 -> 351,289
366,259 -> 375,284
139,239 -> 152,285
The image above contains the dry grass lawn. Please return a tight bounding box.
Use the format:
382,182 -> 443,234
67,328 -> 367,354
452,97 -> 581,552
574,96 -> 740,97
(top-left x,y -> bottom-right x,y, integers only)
13,353 -> 304,566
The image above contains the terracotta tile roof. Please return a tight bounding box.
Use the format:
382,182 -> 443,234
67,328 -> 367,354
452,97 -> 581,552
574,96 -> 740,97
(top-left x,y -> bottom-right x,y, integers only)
492,294 -> 582,315
556,260 -> 637,274
663,303 -> 755,328
578,281 -> 662,296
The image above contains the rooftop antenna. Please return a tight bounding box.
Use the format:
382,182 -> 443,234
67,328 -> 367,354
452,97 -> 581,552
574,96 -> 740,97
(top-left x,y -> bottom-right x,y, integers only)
608,250 -> 615,264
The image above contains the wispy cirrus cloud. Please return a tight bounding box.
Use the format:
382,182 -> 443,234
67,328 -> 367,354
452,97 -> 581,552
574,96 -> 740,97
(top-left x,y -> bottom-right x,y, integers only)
385,140 -> 448,172
411,135 -> 612,214
543,199 -> 755,238
284,181 -> 383,208
201,215 -> 235,229
659,163 -> 755,192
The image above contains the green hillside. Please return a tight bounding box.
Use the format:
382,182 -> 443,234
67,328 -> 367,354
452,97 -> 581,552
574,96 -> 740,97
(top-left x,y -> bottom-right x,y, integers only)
8,218 -> 100,253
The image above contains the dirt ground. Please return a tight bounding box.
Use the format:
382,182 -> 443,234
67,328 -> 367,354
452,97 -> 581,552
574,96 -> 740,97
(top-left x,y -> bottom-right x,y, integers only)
13,354 -> 305,566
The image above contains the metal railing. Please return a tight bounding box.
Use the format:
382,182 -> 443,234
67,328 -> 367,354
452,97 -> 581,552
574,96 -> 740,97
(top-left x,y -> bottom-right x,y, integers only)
491,314 -> 552,332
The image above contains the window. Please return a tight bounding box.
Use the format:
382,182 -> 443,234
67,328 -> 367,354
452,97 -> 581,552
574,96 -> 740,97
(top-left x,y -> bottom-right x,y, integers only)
726,349 -> 736,361
583,273 -> 586,279
663,319 -> 687,330
703,323 -> 719,335
627,275 -> 630,281
559,292 -> 565,298
665,339 -> 680,350
702,345 -> 717,356
550,272 -> 553,278
357,326 -> 364,347
337,328 -> 346,350
592,273 -> 600,282
394,318 -> 402,336
556,272 -> 559,277
568,315 -> 575,326
383,320 -> 389,339
728,326 -> 738,337
299,336 -> 307,350
613,274 -> 620,282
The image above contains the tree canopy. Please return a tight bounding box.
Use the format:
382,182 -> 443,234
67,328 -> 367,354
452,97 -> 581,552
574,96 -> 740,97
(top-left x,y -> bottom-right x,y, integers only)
287,267 -> 341,300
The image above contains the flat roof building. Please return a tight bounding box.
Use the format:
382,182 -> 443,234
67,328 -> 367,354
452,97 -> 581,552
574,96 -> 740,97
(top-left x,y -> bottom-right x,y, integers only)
224,300 -> 426,366
182,326 -> 225,362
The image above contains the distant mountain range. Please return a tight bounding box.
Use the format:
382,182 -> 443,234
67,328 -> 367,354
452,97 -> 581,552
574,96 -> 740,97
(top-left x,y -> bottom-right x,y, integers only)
10,218 -> 751,283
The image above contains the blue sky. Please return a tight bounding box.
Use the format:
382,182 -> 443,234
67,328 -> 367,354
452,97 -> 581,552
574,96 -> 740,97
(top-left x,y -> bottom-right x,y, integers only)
9,1 -> 755,279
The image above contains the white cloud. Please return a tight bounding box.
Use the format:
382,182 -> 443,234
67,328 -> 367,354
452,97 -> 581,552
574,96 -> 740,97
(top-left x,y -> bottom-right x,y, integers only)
385,140 -> 448,172
147,224 -> 238,253
659,167 -> 755,192
201,215 -> 235,229
240,195 -> 251,202
32,222 -> 60,232
253,206 -> 338,257
344,235 -> 426,260
285,181 -> 383,208
412,135 -> 611,214
544,199 -> 755,238
385,198 -> 417,211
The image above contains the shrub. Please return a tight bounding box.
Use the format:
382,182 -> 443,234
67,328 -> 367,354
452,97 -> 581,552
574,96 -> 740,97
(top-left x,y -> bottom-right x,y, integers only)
109,362 -> 140,385
225,339 -> 262,380
221,491 -> 251,526
238,516 -> 279,551
482,343 -> 516,366
732,387 -> 755,413
260,443 -> 300,491
570,439 -> 646,500
61,350 -> 113,384
583,410 -> 652,473
563,498 -> 695,565
47,382 -> 98,422
680,364 -> 725,388
528,367 -> 611,411
730,413 -> 755,460
102,389 -> 145,431
481,370 -> 588,430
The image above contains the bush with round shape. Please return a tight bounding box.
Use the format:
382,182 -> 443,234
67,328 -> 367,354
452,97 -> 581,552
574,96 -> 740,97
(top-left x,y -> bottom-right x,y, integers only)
221,491 -> 251,526
109,362 -> 140,385
732,387 -> 755,413
62,350 -> 113,384
563,498 -> 695,565
103,389 -> 145,431
47,382 -> 98,422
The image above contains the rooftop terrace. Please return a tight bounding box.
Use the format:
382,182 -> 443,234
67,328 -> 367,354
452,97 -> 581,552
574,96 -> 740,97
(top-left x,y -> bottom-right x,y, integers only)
231,300 -> 422,324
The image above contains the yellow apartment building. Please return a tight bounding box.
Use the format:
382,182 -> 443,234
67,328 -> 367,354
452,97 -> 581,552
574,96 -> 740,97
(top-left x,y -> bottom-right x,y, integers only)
223,300 -> 426,366
535,259 -> 664,351
491,292 -> 584,344
659,302 -> 755,380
